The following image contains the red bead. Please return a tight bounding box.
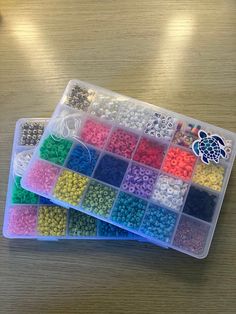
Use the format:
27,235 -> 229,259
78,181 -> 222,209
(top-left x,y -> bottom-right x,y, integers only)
133,137 -> 166,169
162,146 -> 197,180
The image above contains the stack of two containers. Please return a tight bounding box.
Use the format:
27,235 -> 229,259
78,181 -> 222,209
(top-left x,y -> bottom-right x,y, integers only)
3,80 -> 236,258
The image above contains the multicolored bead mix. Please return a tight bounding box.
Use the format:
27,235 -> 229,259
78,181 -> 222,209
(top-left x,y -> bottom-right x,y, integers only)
122,164 -> 157,199
144,112 -> 176,140
111,192 -> 147,230
37,205 -> 67,236
7,205 -> 38,236
23,159 -> 60,195
53,170 -> 89,205
40,135 -> 73,166
192,162 -> 225,191
116,103 -> 151,130
173,215 -> 210,255
82,180 -> 117,217
68,209 -> 97,236
140,204 -> 178,242
80,118 -> 111,149
183,186 -> 217,222
106,128 -> 138,159
66,84 -> 95,111
94,154 -> 128,187
133,137 -> 166,169
66,143 -> 100,176
172,122 -> 201,148
89,94 -> 120,121
12,176 -> 38,204
162,146 -> 197,180
20,121 -> 44,146
152,174 -> 188,211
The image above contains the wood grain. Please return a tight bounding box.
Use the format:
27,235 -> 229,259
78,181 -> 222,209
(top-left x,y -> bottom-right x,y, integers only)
0,1 -> 235,313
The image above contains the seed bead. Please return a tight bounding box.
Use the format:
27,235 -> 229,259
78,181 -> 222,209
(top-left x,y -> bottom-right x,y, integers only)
82,180 -> 117,217
12,176 -> 39,204
192,162 -> 225,191
40,135 -> 73,166
37,205 -> 67,236
68,209 -> 97,236
111,192 -> 147,230
140,204 -> 178,243
7,205 -> 38,236
173,215 -> 210,256
53,170 -> 89,206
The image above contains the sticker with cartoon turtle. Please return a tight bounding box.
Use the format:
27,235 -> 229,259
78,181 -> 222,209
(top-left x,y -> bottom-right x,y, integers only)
192,130 -> 227,164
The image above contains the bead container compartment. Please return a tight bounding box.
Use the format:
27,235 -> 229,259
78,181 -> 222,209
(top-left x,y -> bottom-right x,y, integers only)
22,80 -> 236,258
3,118 -> 140,241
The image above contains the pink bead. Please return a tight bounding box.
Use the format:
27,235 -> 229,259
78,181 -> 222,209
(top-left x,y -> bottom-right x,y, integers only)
80,118 -> 111,149
24,159 -> 60,196
7,205 -> 37,236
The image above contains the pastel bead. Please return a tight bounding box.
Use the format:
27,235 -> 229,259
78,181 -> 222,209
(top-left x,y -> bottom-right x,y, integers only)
24,159 -> 61,195
82,180 -> 117,217
7,205 -> 37,236
122,164 -> 158,199
80,118 -> 111,149
53,170 -> 89,205
192,162 -> 225,191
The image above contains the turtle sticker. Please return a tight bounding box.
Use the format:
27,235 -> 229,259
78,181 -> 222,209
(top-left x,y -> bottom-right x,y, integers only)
192,130 -> 227,164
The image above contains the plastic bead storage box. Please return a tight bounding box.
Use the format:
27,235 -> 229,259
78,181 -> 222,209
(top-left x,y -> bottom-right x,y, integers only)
21,80 -> 236,258
3,118 -> 140,240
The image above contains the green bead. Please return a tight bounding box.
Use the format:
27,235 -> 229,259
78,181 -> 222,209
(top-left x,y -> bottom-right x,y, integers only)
12,176 -> 38,204
82,180 -> 118,217
68,209 -> 97,236
39,135 -> 73,166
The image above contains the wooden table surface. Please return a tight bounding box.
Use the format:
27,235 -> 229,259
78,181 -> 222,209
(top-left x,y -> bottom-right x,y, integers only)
0,1 -> 235,313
